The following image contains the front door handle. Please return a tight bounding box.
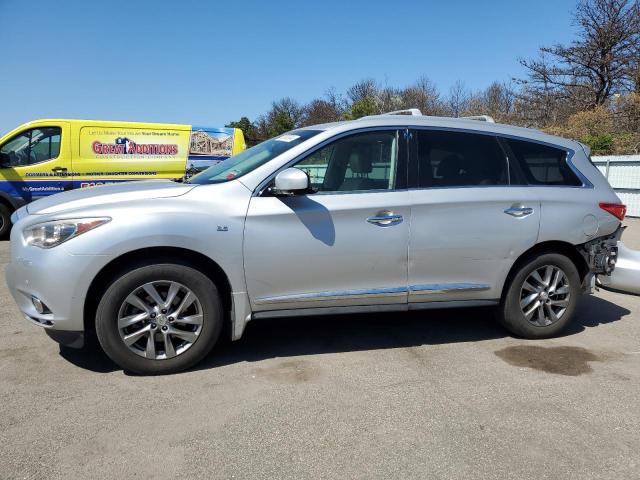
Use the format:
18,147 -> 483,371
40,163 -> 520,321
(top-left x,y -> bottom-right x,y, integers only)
367,211 -> 403,227
504,204 -> 534,218
51,167 -> 68,174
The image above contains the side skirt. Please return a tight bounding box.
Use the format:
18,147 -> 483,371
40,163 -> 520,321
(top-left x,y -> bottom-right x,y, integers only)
252,299 -> 498,320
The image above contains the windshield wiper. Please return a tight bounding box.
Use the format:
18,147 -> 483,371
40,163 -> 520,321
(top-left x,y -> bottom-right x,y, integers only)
173,166 -> 200,183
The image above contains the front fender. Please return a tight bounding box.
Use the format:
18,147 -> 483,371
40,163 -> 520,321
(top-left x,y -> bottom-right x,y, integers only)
61,181 -> 252,296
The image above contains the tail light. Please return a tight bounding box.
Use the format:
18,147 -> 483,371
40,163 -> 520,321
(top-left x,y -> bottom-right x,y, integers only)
599,202 -> 626,221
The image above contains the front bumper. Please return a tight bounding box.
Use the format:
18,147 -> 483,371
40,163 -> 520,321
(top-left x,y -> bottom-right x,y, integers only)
5,234 -> 114,333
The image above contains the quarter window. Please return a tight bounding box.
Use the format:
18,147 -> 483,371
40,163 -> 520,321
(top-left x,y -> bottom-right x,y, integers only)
295,130 -> 401,192
0,127 -> 61,167
504,138 -> 582,186
415,130 -> 508,187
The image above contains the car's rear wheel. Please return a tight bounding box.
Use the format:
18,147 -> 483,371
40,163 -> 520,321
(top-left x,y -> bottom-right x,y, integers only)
498,252 -> 580,338
95,263 -> 222,375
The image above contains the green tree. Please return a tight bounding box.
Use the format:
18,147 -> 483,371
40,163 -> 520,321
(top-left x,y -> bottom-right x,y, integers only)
343,97 -> 378,120
225,116 -> 259,146
268,111 -> 296,137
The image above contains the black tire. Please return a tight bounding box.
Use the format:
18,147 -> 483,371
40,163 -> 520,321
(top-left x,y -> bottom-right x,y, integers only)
95,263 -> 223,375
498,252 -> 580,338
0,204 -> 11,239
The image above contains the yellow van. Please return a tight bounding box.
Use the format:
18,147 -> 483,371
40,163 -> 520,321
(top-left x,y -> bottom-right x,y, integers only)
0,119 -> 245,235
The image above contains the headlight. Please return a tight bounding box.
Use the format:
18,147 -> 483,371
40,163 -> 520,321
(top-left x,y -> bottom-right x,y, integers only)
23,217 -> 111,249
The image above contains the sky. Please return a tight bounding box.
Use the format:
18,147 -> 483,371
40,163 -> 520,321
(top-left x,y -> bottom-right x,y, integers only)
0,0 -> 578,134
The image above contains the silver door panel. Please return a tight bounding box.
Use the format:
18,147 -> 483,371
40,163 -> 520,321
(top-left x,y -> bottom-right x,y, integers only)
244,191 -> 411,311
408,187 -> 541,301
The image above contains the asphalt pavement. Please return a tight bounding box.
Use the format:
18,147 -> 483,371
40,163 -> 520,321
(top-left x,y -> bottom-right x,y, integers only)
1,221 -> 639,479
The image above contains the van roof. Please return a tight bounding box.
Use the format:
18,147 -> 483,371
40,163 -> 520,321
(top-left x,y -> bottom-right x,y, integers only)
11,118 -> 241,131
18,118 -> 193,129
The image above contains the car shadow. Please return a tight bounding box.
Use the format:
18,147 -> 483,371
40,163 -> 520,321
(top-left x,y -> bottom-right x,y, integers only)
58,294 -> 631,374
280,195 -> 336,246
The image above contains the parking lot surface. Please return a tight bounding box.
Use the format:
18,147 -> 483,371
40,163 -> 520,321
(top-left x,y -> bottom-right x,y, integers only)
1,222 -> 640,480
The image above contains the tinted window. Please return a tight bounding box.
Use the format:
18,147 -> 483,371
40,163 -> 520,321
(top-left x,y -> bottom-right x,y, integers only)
0,127 -> 61,167
505,138 -> 581,186
416,130 -> 507,187
295,130 -> 400,192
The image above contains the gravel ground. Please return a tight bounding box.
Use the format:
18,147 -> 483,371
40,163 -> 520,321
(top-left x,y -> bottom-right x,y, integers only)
1,220 -> 639,479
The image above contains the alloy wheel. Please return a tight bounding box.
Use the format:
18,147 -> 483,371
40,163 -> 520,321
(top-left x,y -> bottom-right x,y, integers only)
519,265 -> 571,327
117,280 -> 203,359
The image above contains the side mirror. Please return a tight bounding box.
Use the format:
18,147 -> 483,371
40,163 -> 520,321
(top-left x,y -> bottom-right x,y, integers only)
273,167 -> 310,195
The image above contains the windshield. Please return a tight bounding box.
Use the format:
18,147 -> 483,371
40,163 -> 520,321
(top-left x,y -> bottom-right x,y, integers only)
189,129 -> 322,185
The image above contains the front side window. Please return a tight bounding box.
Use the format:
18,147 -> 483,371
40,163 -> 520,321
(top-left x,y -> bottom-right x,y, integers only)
0,127 -> 61,167
415,130 -> 508,188
504,138 -> 582,186
294,130 -> 401,193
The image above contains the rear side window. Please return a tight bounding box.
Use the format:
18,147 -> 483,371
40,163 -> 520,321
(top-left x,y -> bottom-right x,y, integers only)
504,138 -> 582,186
415,130 -> 508,187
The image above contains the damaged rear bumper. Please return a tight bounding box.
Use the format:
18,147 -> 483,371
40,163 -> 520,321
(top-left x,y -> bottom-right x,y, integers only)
597,241 -> 640,295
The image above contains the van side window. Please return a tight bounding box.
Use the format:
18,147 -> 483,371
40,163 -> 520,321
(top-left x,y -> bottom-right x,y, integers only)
415,130 -> 507,187
0,127 -> 61,167
504,138 -> 582,186
295,130 -> 401,192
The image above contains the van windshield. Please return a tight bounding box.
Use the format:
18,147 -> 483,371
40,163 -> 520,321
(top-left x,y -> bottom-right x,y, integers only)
189,130 -> 322,185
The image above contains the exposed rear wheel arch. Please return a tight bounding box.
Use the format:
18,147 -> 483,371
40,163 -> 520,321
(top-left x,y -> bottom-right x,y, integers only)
501,241 -> 589,301
84,247 -> 233,335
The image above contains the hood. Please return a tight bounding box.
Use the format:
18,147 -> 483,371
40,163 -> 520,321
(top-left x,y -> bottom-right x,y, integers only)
26,180 -> 197,215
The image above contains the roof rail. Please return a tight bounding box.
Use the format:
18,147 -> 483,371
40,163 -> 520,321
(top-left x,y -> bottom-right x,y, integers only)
359,108 -> 423,120
462,115 -> 495,123
384,108 -> 423,116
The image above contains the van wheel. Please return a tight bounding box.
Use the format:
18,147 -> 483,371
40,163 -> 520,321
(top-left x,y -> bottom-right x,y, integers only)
498,253 -> 580,338
0,204 -> 11,239
95,263 -> 223,375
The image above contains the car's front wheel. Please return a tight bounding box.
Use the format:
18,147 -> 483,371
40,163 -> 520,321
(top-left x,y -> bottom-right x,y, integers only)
95,263 -> 223,375
0,204 -> 12,239
498,252 -> 580,338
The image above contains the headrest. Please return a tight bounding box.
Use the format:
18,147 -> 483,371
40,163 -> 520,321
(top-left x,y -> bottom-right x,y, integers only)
349,150 -> 372,174
436,154 -> 463,178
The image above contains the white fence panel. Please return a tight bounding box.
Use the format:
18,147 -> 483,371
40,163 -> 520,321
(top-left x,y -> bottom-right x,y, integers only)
591,155 -> 640,217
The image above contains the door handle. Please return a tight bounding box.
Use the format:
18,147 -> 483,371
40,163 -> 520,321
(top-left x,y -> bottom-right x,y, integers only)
367,211 -> 403,227
51,167 -> 68,174
504,204 -> 534,218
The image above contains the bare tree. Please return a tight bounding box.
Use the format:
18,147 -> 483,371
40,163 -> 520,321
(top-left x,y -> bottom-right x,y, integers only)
346,78 -> 379,103
520,0 -> 640,108
447,80 -> 470,117
301,98 -> 343,126
378,86 -> 405,113
271,97 -> 305,126
401,76 -> 444,115
465,82 -> 516,122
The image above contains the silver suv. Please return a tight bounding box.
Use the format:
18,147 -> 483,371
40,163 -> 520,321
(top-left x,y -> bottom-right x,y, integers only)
6,111 -> 626,375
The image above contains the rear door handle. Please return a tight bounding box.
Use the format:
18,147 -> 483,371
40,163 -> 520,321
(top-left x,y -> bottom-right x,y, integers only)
504,205 -> 534,218
367,211 -> 403,227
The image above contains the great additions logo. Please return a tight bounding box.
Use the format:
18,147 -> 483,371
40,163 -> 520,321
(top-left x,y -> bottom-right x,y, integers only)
92,137 -> 178,155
